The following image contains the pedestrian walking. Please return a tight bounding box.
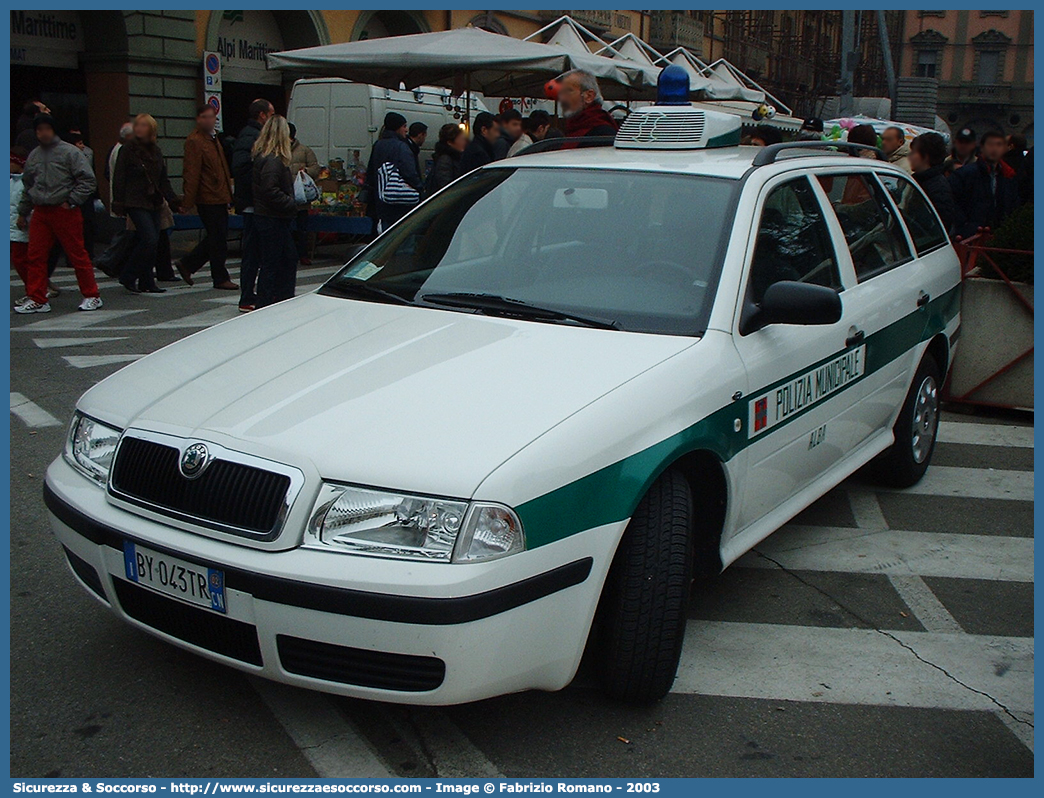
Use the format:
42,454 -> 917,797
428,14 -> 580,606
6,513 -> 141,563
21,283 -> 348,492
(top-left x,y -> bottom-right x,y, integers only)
424,123 -> 466,196
288,122 -> 320,265
15,114 -> 101,314
507,117 -> 535,157
796,117 -> 824,141
526,110 -> 556,143
11,149 -> 32,307
232,99 -> 274,312
1003,133 -> 1031,204
365,112 -> 423,234
175,104 -> 237,290
15,100 -> 49,152
944,127 -> 978,176
94,123 -> 136,279
407,121 -> 428,176
558,70 -> 618,138
67,130 -> 94,172
1017,146 -> 1033,206
252,116 -> 300,307
908,132 -> 962,233
750,125 -> 783,147
881,126 -> 912,174
493,109 -> 523,159
949,130 -> 1019,240
110,113 -> 179,294
459,112 -> 499,173
66,130 -> 99,257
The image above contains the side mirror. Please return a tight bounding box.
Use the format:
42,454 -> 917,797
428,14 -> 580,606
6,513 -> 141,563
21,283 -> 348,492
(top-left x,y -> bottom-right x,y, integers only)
743,281 -> 842,334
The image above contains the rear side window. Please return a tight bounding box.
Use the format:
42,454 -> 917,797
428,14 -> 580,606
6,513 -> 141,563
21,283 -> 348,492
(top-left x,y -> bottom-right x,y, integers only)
877,173 -> 948,254
817,172 -> 912,282
747,177 -> 841,305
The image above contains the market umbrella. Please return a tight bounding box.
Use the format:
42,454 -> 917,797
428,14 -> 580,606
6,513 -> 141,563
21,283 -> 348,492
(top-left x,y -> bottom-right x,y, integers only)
266,27 -> 660,106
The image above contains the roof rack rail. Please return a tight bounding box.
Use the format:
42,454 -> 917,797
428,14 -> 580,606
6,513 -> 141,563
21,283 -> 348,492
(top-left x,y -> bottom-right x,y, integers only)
752,141 -> 884,167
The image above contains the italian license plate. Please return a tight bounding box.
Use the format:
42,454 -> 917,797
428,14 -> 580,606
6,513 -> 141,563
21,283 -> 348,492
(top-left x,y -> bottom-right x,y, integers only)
123,541 -> 227,613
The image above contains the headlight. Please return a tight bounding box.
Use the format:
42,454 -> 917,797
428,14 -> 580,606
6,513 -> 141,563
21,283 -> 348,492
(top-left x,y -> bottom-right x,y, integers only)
305,483 -> 525,563
65,413 -> 121,485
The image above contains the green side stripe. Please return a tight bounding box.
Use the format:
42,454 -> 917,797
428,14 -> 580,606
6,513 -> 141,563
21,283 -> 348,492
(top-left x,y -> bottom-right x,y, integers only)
517,283 -> 961,549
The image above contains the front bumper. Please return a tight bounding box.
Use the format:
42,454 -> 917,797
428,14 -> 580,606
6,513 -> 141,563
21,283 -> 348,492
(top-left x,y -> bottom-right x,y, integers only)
45,457 -> 624,705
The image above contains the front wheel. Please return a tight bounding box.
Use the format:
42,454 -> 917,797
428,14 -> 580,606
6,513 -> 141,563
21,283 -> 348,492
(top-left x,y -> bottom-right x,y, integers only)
597,468 -> 693,703
872,354 -> 942,488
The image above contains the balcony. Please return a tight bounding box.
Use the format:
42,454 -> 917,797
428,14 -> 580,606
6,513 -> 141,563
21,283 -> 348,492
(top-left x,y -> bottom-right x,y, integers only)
538,10 -> 613,31
959,84 -> 1012,105
649,10 -> 704,53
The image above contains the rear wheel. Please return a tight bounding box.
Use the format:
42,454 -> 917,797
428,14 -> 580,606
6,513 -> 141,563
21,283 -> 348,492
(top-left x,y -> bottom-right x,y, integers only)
872,354 -> 942,488
598,468 -> 694,702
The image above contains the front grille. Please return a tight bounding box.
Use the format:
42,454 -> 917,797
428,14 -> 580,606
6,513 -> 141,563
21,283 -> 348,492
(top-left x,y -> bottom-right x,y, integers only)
110,436 -> 291,536
114,579 -> 263,665
277,635 -> 446,692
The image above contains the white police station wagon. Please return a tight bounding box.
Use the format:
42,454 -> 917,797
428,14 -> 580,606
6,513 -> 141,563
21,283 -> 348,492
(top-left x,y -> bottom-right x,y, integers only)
45,98 -> 960,705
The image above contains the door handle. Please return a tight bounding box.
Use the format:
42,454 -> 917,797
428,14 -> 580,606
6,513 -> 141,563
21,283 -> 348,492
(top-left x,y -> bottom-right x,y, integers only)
846,328 -> 865,347
917,291 -> 931,308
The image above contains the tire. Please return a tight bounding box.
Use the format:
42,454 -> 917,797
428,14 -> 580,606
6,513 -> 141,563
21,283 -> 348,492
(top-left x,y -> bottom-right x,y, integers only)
872,353 -> 943,488
598,468 -> 694,702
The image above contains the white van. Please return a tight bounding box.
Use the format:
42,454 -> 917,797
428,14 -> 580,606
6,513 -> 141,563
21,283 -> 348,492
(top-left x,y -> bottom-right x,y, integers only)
287,78 -> 489,173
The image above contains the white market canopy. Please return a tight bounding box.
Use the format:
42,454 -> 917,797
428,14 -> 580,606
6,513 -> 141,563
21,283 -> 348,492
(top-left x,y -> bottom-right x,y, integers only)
599,33 -> 665,67
266,26 -> 659,100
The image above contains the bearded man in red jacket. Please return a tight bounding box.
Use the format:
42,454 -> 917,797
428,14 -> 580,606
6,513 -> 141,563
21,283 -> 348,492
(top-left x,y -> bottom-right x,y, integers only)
558,70 -> 619,138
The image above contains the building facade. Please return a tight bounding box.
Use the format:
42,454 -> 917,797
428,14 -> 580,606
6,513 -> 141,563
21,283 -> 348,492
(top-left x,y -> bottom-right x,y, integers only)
10,9 -> 1033,196
901,10 -> 1034,142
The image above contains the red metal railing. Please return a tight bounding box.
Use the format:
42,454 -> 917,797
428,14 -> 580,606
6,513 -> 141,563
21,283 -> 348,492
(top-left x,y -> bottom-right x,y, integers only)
943,232 -> 1034,409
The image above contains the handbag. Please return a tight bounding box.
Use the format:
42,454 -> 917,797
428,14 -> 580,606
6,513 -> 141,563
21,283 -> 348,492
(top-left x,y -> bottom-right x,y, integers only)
158,200 -> 174,230
376,162 -> 420,205
294,171 -> 320,204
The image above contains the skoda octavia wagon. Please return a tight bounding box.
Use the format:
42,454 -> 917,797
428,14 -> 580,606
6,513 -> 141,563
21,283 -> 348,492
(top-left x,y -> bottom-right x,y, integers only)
45,104 -> 960,704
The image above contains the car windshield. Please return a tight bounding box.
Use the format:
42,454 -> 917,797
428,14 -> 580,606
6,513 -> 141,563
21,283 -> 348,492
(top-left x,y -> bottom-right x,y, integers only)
323,167 -> 738,335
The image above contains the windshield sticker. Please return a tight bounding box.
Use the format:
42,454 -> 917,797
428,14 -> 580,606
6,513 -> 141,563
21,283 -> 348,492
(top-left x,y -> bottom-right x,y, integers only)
344,260 -> 383,281
748,345 -> 866,439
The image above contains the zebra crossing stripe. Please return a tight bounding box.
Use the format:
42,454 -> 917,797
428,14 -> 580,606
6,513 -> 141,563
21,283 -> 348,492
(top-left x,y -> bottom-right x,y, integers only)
878,466 -> 1033,502
11,309 -> 147,331
249,678 -> 391,778
63,354 -> 146,369
888,575 -> 965,634
33,337 -> 128,349
846,487 -> 888,529
10,392 -> 62,428
672,621 -> 1033,715
938,422 -> 1034,449
147,308 -> 240,329
742,527 -> 1034,582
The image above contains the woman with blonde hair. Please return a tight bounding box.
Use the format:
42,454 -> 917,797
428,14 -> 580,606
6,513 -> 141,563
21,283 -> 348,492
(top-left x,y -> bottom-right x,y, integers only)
251,114 -> 299,306
111,113 -> 179,293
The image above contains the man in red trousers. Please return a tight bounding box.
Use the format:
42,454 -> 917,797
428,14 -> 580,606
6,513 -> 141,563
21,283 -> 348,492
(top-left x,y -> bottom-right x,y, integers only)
15,113 -> 102,314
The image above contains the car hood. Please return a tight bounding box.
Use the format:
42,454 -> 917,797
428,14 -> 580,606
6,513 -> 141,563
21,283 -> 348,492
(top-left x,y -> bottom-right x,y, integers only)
80,294 -> 694,498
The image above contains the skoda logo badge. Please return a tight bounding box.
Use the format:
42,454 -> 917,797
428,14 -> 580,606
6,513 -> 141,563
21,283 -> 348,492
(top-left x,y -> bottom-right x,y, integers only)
179,443 -> 211,479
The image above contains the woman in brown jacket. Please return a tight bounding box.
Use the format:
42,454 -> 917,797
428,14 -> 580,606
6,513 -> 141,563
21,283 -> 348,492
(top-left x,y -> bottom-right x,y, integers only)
111,113 -> 179,293
176,103 -> 237,289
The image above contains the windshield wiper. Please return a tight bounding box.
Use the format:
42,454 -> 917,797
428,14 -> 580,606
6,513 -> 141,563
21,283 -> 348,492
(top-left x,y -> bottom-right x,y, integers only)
321,279 -> 413,305
420,292 -> 618,330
